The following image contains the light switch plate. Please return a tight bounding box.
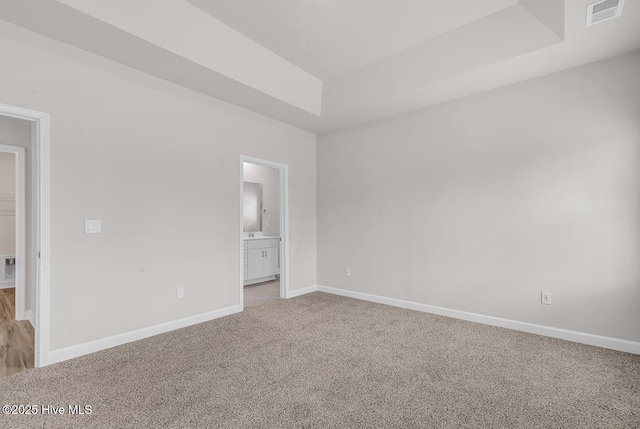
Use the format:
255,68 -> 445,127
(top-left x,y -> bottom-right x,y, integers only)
85,220 -> 101,234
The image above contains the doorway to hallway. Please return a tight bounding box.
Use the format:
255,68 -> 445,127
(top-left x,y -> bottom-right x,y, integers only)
0,102 -> 51,369
0,123 -> 30,376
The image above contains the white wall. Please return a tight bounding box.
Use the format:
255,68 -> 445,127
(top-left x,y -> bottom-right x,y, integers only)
243,163 -> 280,237
0,22 -> 316,351
0,151 -> 16,256
0,151 -> 16,193
318,50 -> 640,343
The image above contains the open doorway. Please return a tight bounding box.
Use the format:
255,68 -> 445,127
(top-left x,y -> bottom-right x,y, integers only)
0,102 -> 51,370
239,157 -> 289,308
0,126 -> 30,376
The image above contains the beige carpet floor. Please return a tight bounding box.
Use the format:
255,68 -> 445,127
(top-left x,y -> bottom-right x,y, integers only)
1,292 -> 639,428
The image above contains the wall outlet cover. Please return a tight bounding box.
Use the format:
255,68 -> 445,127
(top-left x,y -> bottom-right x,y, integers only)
541,291 -> 552,305
84,220 -> 101,234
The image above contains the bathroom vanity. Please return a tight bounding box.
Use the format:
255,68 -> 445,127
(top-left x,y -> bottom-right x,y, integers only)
243,237 -> 279,285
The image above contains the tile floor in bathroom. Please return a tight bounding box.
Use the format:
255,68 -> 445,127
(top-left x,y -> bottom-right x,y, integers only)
244,278 -> 280,307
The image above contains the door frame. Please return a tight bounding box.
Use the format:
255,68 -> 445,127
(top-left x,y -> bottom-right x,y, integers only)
0,144 -> 26,321
0,102 -> 51,368
239,156 -> 289,308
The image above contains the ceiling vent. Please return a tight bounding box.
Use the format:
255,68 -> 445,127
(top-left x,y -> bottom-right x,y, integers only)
586,0 -> 625,26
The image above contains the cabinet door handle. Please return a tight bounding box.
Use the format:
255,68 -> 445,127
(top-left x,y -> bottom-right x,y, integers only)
265,250 -> 267,257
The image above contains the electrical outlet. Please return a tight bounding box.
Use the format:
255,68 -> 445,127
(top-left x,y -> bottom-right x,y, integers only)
541,291 -> 551,305
177,287 -> 184,299
345,268 -> 351,277
84,219 -> 101,234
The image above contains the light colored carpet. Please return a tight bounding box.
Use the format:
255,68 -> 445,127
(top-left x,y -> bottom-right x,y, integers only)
1,292 -> 639,428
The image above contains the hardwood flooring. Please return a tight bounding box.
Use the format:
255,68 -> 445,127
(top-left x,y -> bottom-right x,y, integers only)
0,287 -> 34,377
244,278 -> 280,307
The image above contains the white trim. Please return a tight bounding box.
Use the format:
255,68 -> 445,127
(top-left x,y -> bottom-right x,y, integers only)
0,144 -> 25,320
286,285 -> 318,298
240,156 -> 290,304
317,285 -> 640,355
16,146 -> 25,321
0,103 -> 50,367
238,159 -> 245,310
25,309 -> 35,328
280,165 -> 290,299
243,275 -> 276,286
48,304 -> 242,365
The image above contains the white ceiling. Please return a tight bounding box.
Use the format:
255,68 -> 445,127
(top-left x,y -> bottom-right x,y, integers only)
186,0 -> 517,79
1,0 -> 639,134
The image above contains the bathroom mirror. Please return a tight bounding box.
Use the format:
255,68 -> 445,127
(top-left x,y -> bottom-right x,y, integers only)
243,181 -> 263,232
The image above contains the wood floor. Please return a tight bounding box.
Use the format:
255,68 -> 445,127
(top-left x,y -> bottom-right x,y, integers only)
0,287 -> 34,377
244,278 -> 280,307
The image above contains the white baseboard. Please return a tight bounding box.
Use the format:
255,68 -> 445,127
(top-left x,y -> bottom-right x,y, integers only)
317,285 -> 640,355
44,285 -> 640,366
48,304 -> 242,365
25,309 -> 35,327
286,284 -> 318,299
244,275 -> 276,286
0,282 -> 15,289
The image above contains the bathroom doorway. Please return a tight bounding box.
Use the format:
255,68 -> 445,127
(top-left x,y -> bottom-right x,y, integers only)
239,156 -> 289,308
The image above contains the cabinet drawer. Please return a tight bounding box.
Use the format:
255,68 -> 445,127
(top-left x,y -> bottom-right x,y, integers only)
247,238 -> 279,250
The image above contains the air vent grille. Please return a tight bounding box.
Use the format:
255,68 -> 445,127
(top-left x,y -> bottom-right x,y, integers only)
586,0 -> 625,26
593,0 -> 619,14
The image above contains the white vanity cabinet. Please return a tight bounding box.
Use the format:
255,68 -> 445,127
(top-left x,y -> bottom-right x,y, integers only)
244,237 -> 279,285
